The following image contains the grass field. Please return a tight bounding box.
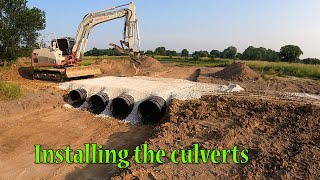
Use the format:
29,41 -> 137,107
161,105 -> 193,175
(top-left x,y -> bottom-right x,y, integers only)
245,61 -> 320,79
82,56 -> 320,79
156,56 -> 320,79
0,80 -> 22,100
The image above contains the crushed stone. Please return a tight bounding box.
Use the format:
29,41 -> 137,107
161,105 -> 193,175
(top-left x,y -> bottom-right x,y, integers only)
59,76 -> 244,124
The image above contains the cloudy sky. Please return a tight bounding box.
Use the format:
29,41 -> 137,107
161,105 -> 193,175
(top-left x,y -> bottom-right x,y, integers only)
28,0 -> 320,58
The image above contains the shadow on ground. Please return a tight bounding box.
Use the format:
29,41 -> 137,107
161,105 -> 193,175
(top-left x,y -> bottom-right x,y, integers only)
65,124 -> 154,180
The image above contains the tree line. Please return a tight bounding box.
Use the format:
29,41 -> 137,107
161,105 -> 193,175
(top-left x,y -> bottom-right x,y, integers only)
142,45 -> 319,65
85,45 -> 319,65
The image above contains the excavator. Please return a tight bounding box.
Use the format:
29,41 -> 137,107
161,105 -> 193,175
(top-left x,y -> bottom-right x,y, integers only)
31,2 -> 142,81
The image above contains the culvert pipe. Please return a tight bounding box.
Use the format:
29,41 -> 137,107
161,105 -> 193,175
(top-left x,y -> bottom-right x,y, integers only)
88,92 -> 109,114
138,96 -> 167,124
111,94 -> 135,120
67,88 -> 87,108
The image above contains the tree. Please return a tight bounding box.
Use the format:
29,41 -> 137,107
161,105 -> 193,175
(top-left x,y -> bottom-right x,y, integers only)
265,49 -> 280,62
222,46 -> 237,59
192,51 -> 201,60
242,46 -> 265,60
144,50 -> 154,56
242,46 -> 279,62
154,47 -> 167,56
302,58 -> 320,65
235,53 -> 242,60
209,49 -> 220,59
181,49 -> 189,57
91,48 -> 100,56
85,48 -> 123,56
192,50 -> 209,60
0,0 -> 46,65
279,45 -> 303,63
166,50 -> 177,57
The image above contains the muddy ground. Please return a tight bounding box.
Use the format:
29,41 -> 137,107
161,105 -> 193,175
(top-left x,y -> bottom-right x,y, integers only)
0,59 -> 319,179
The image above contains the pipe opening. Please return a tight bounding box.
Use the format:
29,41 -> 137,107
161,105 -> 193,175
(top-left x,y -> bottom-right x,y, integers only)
111,94 -> 134,120
138,96 -> 167,124
88,92 -> 109,114
67,89 -> 87,108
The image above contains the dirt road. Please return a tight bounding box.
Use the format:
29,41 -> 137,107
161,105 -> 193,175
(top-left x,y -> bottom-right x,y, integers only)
0,86 -> 154,179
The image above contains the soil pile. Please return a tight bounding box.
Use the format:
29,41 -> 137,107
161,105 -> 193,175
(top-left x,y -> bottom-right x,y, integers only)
138,56 -> 164,70
213,62 -> 259,81
0,58 -> 33,81
95,56 -> 164,76
95,59 -> 137,76
113,95 -> 320,179
136,56 -> 165,76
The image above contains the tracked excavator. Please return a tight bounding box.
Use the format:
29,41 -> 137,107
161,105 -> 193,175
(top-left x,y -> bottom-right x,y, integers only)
31,2 -> 142,81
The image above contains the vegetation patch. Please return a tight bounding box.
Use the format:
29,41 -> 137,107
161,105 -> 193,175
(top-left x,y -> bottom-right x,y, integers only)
157,57 -> 232,67
157,57 -> 320,79
245,61 -> 320,79
0,80 -> 22,100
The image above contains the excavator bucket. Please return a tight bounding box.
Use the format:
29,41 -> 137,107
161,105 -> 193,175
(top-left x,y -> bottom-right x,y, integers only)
110,43 -> 142,65
65,66 -> 102,78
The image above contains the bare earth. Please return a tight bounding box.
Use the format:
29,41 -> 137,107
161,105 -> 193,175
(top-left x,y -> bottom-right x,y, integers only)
0,58 -> 319,179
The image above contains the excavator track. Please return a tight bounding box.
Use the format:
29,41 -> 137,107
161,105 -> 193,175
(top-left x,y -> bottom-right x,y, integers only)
33,66 -> 101,82
33,69 -> 66,81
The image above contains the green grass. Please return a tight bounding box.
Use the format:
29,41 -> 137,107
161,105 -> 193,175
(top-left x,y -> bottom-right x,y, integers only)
0,80 -> 22,100
245,61 -> 320,79
157,56 -> 320,79
157,57 -> 232,67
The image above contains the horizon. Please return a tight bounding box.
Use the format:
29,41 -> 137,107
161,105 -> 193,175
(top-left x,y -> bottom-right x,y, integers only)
27,0 -> 320,58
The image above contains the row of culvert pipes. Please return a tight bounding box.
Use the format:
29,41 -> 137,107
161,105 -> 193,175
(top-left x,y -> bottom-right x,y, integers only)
66,89 -> 167,124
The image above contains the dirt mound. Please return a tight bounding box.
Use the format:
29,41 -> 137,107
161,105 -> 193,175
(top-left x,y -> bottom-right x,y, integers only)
95,56 -> 165,76
138,56 -> 164,70
0,58 -> 33,81
213,62 -> 259,81
95,59 -> 138,76
113,95 -> 320,179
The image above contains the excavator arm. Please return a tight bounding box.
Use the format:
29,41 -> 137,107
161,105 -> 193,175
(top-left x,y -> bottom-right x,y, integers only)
72,2 -> 141,63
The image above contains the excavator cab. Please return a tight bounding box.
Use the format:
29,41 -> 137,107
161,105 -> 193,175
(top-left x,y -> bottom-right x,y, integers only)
51,37 -> 75,56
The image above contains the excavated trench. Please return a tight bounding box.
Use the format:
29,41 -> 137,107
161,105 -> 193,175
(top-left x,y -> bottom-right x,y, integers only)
61,76 -> 245,124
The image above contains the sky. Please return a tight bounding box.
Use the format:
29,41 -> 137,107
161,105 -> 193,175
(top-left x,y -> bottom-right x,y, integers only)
27,0 -> 320,58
